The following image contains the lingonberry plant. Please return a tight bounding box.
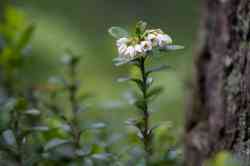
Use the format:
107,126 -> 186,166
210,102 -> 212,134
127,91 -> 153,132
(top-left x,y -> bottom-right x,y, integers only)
0,5 -> 34,97
0,5 -> 47,166
109,21 -> 184,165
37,52 -> 114,165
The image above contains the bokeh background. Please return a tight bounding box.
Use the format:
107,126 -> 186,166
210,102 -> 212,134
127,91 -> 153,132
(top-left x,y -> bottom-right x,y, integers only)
15,0 -> 200,131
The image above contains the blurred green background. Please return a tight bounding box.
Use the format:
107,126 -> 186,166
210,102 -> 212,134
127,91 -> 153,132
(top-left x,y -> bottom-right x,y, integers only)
15,0 -> 200,130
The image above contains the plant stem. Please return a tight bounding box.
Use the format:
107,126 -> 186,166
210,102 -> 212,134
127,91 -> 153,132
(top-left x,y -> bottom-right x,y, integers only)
11,111 -> 23,166
139,57 -> 151,165
68,62 -> 81,149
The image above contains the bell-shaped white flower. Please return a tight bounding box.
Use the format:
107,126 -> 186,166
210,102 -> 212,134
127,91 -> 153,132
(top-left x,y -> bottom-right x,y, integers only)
146,34 -> 158,47
156,34 -> 172,47
125,46 -> 136,58
134,44 -> 143,54
118,44 -> 127,56
140,41 -> 153,52
116,37 -> 129,47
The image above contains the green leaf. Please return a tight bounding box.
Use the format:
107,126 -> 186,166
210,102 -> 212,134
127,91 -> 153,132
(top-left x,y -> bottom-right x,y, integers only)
147,86 -> 164,99
2,129 -> 16,146
136,21 -> 147,36
77,93 -> 93,102
44,138 -> 71,151
108,26 -> 129,39
125,118 -> 143,131
24,109 -> 41,116
206,151 -> 240,166
14,98 -> 28,111
89,122 -> 107,129
76,146 -> 92,157
146,77 -> 153,87
116,75 -> 143,89
146,64 -> 171,75
162,45 -> 184,51
132,79 -> 144,90
92,153 -> 112,160
113,57 -> 131,66
16,24 -> 35,52
116,76 -> 131,83
123,91 -> 139,105
59,124 -> 71,132
31,126 -> 49,132
83,159 -> 94,166
61,51 -> 81,66
134,99 -> 145,110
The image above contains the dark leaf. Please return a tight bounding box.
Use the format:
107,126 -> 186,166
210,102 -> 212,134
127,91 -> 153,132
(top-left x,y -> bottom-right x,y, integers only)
134,99 -> 145,110
16,24 -> 35,52
147,86 -> 164,99
14,98 -> 28,111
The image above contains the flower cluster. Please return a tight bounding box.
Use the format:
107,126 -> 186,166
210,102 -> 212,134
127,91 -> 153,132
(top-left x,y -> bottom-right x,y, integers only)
116,29 -> 172,60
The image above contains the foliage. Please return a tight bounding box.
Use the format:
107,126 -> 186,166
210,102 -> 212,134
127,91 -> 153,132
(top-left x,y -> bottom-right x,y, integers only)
205,152 -> 241,166
1,4 -> 241,166
0,5 -> 34,96
36,51 -> 115,165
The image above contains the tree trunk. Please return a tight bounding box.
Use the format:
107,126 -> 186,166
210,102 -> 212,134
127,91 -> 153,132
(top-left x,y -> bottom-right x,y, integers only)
185,0 -> 250,165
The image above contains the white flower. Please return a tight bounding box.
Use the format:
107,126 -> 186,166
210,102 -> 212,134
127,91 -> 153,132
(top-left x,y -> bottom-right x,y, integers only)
146,34 -> 158,47
156,34 -> 172,47
140,41 -> 153,52
125,46 -> 136,58
118,44 -> 127,56
116,37 -> 129,47
134,44 -> 143,54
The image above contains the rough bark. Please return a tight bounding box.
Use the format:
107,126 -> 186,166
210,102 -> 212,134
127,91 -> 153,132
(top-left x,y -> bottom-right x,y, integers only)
185,0 -> 250,165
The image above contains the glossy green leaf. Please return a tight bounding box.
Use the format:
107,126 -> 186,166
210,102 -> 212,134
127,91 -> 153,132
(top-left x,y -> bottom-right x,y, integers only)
59,124 -> 71,132
116,76 -> 131,83
90,122 -> 107,129
108,26 -> 129,39
134,99 -> 145,110
24,109 -> 41,116
2,129 -> 16,146
76,145 -> 92,157
16,25 -> 35,52
31,126 -> 49,132
146,64 -> 171,75
146,77 -> 153,87
84,158 -> 94,166
162,45 -> 184,51
147,86 -> 164,99
136,21 -> 147,36
92,153 -> 112,160
14,98 -> 28,111
44,138 -> 71,151
113,57 -> 131,66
